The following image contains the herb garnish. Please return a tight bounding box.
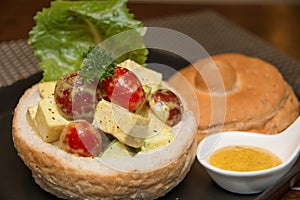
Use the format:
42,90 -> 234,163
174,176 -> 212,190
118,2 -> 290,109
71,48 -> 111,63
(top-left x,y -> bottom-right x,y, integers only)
80,46 -> 116,83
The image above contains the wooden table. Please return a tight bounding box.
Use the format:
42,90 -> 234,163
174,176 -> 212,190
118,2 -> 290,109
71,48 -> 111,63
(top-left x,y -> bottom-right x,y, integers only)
1,1 -> 299,199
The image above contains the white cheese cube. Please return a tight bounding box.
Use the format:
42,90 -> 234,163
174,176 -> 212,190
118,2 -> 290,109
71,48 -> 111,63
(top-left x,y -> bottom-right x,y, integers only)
141,127 -> 173,152
27,105 -> 37,121
119,59 -> 163,88
141,113 -> 174,152
93,100 -> 150,148
27,105 -> 38,125
34,95 -> 69,143
38,81 -> 56,98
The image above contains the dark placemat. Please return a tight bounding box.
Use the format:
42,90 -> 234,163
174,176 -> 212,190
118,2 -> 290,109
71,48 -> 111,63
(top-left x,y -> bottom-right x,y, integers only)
0,40 -> 39,88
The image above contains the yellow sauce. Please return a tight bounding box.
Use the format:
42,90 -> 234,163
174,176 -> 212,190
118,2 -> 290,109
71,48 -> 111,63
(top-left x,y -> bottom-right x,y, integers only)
209,145 -> 282,172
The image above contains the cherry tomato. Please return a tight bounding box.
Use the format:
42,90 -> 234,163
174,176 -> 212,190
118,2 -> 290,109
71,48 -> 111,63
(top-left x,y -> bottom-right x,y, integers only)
59,121 -> 102,157
102,67 -> 146,112
149,89 -> 183,126
54,71 -> 102,122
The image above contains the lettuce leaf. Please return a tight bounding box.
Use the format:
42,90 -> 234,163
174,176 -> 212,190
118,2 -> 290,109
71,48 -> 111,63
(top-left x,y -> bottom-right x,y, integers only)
29,0 -> 148,82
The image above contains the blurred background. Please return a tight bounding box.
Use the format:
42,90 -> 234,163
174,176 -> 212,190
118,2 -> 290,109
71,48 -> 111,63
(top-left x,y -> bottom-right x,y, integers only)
130,0 -> 300,3
1,0 -> 300,60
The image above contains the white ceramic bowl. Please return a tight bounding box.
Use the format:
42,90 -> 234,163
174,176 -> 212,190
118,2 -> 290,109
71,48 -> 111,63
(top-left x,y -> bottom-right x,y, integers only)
196,124 -> 300,194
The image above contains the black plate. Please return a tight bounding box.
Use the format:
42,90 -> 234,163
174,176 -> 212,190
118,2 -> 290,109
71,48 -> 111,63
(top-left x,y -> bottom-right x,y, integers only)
1,11 -> 300,199
0,55 -> 258,200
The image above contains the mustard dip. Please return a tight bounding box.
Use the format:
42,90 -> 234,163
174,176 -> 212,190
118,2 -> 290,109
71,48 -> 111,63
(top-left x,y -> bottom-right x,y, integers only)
209,145 -> 282,172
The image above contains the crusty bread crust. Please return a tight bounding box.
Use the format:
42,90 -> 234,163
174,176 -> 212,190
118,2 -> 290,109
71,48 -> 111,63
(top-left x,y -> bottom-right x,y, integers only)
168,53 -> 299,142
12,84 -> 197,200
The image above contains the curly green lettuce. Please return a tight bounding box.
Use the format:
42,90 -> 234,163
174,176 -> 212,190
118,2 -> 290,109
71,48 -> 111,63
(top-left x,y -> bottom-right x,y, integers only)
29,0 -> 148,82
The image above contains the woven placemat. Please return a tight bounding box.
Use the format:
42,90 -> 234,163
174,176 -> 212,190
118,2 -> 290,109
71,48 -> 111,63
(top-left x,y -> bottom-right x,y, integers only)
0,40 -> 39,87
0,11 -> 299,98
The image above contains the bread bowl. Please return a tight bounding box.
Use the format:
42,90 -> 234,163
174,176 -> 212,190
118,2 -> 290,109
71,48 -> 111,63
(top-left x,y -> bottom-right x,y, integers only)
168,53 -> 299,142
12,60 -> 198,199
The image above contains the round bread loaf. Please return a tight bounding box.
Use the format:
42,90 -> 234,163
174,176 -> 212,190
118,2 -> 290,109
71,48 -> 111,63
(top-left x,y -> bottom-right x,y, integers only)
12,84 -> 197,199
168,53 -> 299,142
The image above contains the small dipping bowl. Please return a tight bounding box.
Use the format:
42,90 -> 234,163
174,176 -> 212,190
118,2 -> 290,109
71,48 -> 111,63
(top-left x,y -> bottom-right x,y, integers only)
197,116 -> 300,194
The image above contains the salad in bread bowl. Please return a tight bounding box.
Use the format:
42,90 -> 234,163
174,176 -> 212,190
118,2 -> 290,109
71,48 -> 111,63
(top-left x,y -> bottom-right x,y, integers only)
13,58 -> 197,199
12,0 -> 198,199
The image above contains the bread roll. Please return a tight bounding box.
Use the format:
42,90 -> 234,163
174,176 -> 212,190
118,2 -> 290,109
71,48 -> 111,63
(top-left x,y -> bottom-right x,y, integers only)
12,84 -> 197,199
168,53 -> 299,142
